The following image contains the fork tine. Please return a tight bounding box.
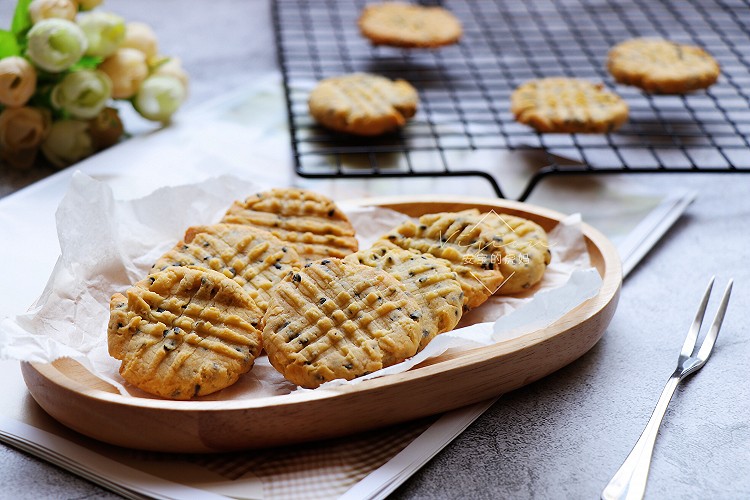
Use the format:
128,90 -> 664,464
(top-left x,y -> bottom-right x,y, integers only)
681,276 -> 715,358
696,280 -> 733,363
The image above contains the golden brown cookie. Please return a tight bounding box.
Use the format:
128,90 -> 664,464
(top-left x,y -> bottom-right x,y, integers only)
262,259 -> 422,388
151,223 -> 302,314
221,188 -> 359,262
358,2 -> 462,48
108,267 -> 263,400
511,77 -> 629,133
344,245 -> 463,350
377,209 -> 505,310
608,38 -> 720,94
308,73 -> 418,136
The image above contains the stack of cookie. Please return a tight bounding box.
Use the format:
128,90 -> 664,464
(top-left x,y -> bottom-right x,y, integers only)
107,187 -> 552,397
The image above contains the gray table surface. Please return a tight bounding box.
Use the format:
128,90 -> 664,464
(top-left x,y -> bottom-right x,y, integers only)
1,1 -> 749,499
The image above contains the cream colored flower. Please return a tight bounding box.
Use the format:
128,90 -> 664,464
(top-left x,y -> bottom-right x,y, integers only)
29,0 -> 77,24
0,57 -> 37,108
134,75 -> 186,122
152,57 -> 189,94
41,119 -> 94,168
88,106 -> 123,150
51,70 -> 112,119
77,0 -> 103,10
77,11 -> 126,58
26,18 -> 88,72
121,22 -> 158,60
0,107 -> 50,169
98,48 -> 148,99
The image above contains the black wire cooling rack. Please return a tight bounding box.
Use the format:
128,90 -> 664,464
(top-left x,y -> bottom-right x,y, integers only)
273,0 -> 750,200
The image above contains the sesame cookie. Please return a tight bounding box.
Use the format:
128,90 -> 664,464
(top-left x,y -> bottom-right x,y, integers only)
221,188 -> 358,262
262,259 -> 422,388
608,38 -> 720,94
308,73 -> 418,136
511,77 -> 629,133
108,267 -> 263,400
344,245 -> 463,350
151,223 -> 302,313
358,2 -> 462,48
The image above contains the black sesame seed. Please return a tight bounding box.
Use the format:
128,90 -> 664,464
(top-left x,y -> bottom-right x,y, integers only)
292,273 -> 302,283
321,259 -> 330,265
410,311 -> 422,320
319,297 -> 327,304
274,262 -> 282,269
327,209 -> 335,217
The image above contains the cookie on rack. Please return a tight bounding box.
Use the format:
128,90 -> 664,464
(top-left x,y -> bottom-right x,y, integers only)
358,2 -> 462,48
511,77 -> 629,133
262,258 -> 422,388
344,245 -> 463,350
151,223 -> 302,313
607,38 -> 720,94
308,72 -> 418,136
221,188 -> 359,262
108,266 -> 264,400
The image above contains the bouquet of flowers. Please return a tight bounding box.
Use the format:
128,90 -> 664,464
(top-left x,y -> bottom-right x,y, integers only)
0,0 -> 188,169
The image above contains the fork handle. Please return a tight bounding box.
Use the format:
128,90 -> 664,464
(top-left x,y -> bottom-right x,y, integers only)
601,374 -> 681,500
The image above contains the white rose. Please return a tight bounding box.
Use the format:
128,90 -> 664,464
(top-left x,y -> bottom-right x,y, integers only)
0,57 -> 37,108
152,57 -> 189,94
77,11 -> 126,58
26,18 -> 88,73
29,0 -> 77,24
98,48 -> 148,99
41,119 -> 94,168
0,107 -> 51,169
134,75 -> 186,122
51,70 -> 112,119
121,22 -> 158,60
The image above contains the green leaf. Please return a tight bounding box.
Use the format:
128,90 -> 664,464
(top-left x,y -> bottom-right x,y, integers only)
11,0 -> 33,37
0,29 -> 20,58
69,55 -> 103,71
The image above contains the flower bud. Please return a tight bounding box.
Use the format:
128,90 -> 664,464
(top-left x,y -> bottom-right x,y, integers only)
88,107 -> 123,150
0,57 -> 37,108
98,48 -> 148,99
0,107 -> 50,169
41,119 -> 94,168
51,69 -> 112,119
29,0 -> 77,24
77,11 -> 126,58
121,22 -> 158,60
134,75 -> 186,122
77,0 -> 103,10
152,57 -> 189,94
26,19 -> 88,73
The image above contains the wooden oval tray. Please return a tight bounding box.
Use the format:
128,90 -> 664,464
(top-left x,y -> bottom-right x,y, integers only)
22,196 -> 621,452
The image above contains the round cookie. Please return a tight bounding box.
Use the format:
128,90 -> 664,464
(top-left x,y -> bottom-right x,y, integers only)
221,188 -> 359,262
151,223 -> 302,314
358,2 -> 462,48
608,38 -> 720,94
308,73 -> 418,136
344,245 -> 463,350
511,77 -> 629,133
108,267 -> 263,400
262,259 -> 422,389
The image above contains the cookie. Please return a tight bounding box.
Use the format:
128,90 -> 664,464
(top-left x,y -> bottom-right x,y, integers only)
377,209 -> 505,310
358,2 -> 462,48
473,212 -> 551,294
221,188 -> 359,262
151,223 -> 302,313
511,77 -> 629,133
262,259 -> 422,388
608,38 -> 720,94
308,73 -> 418,136
344,245 -> 463,350
108,266 -> 263,400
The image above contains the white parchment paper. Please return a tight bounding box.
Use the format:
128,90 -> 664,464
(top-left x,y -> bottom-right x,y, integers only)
0,171 -> 602,399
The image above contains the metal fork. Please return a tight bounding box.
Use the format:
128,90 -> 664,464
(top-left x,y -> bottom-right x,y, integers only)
601,277 -> 733,500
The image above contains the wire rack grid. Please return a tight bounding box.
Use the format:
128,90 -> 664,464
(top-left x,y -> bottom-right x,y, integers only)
273,0 -> 750,200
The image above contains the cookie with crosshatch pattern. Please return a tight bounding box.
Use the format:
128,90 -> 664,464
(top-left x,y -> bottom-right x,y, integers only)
150,223 -> 302,314
108,266 -> 263,400
607,38 -> 720,94
221,188 -> 359,262
262,258 -> 422,388
344,245 -> 463,350
511,77 -> 629,133
358,2 -> 463,48
308,73 -> 419,136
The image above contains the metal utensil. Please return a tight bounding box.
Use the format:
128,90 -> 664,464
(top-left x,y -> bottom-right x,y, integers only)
601,277 -> 733,500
